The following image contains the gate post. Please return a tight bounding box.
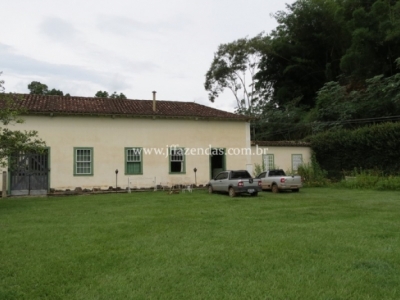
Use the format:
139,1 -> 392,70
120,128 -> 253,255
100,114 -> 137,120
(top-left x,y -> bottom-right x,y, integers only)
2,171 -> 6,198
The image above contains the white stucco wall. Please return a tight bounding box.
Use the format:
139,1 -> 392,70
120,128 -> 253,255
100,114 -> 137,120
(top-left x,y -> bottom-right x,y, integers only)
250,145 -> 312,176
1,115 -> 251,191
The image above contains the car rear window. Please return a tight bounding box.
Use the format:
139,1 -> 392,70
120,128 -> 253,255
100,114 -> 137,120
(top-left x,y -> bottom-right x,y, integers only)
269,170 -> 286,176
230,171 -> 252,179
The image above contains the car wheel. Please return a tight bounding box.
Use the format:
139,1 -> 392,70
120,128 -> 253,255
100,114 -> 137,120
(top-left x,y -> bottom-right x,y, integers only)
292,189 -> 299,192
271,184 -> 279,193
229,187 -> 236,198
208,185 -> 213,194
251,192 -> 258,197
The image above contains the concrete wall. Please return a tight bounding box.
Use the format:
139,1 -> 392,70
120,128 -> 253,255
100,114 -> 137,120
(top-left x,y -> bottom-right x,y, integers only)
250,145 -> 312,176
0,115 -> 251,191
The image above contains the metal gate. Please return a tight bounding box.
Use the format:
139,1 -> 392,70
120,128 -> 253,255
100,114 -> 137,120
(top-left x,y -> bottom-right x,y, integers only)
10,151 -> 49,196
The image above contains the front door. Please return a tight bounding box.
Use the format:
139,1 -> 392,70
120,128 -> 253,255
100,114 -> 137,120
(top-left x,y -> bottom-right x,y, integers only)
209,148 -> 226,179
9,150 -> 49,196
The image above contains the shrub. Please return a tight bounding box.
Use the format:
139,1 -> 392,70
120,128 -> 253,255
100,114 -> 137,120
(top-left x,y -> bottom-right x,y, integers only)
297,154 -> 330,187
253,163 -> 264,177
375,176 -> 400,191
337,168 -> 400,190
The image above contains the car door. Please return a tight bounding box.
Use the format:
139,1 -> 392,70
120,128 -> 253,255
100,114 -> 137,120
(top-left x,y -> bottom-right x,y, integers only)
212,172 -> 228,192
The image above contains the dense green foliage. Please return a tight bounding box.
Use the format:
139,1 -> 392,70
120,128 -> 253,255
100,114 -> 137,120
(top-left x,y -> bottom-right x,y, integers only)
1,190 -> 400,299
206,0 -> 400,141
204,34 -> 269,113
297,154 -> 330,186
309,122 -> 400,178
311,58 -> 400,133
0,76 -> 46,167
256,0 -> 346,109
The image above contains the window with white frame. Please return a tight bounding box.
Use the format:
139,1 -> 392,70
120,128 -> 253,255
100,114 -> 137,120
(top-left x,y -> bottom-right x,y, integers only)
263,154 -> 275,170
170,148 -> 185,173
292,154 -> 303,172
74,148 -> 93,175
126,148 -> 142,175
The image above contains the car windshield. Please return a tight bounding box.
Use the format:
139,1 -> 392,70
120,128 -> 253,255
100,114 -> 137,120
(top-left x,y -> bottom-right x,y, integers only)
230,171 -> 251,179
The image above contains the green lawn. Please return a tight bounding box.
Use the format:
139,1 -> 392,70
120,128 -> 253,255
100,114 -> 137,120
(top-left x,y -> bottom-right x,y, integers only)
1,188 -> 399,300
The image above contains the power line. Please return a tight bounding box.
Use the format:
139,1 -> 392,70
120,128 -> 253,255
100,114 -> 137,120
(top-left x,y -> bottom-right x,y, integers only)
253,115 -> 400,138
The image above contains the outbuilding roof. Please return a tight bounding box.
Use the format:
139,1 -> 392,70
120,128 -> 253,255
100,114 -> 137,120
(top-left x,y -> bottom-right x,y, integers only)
251,140 -> 311,147
2,94 -> 249,121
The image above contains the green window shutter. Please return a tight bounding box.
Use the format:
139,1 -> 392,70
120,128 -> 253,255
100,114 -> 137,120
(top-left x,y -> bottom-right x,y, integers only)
127,162 -> 141,174
125,148 -> 143,175
74,147 -> 93,176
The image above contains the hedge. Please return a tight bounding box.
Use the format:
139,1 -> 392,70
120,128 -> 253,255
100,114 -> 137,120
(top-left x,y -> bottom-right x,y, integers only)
308,122 -> 400,179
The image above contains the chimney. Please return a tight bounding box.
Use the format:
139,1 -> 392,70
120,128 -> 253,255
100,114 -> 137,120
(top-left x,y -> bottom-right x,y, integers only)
152,91 -> 157,112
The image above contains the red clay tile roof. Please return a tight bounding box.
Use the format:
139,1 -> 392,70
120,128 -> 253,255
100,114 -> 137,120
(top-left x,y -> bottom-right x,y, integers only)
252,140 -> 311,147
2,94 -> 248,121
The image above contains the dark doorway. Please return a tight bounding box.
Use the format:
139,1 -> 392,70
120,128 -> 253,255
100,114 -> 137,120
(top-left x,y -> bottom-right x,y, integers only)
9,150 -> 49,196
210,148 -> 226,179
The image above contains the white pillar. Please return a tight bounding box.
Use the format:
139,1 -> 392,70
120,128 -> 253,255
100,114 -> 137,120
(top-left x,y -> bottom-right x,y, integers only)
2,171 -> 7,198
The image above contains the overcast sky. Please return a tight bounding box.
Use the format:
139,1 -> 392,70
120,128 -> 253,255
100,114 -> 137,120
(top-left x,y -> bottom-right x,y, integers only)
0,0 -> 294,112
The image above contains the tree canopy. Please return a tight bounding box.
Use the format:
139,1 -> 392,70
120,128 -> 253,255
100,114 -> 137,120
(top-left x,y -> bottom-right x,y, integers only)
204,34 -> 269,114
26,82 -> 128,99
95,91 -> 127,99
28,81 -> 70,96
1,76 -> 46,167
205,0 -> 400,140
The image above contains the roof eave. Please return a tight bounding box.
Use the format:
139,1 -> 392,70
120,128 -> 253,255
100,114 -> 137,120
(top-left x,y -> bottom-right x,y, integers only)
24,111 -> 250,122
251,140 -> 311,147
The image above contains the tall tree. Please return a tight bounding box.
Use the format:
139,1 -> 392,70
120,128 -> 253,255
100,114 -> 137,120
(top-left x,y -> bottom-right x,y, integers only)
0,75 -> 46,167
204,34 -> 270,113
255,0 -> 400,110
249,0 -> 400,140
255,0 -> 348,109
340,0 -> 400,80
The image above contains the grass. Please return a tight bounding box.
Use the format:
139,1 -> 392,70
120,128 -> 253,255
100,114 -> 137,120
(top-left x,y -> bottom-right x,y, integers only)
0,188 -> 400,299
337,169 -> 400,191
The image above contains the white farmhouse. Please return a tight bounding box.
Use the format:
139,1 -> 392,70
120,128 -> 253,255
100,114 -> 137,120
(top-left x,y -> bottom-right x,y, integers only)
0,93 -> 311,195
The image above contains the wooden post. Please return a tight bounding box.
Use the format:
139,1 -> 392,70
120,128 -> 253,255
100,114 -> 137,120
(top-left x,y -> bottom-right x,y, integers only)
2,171 -> 6,198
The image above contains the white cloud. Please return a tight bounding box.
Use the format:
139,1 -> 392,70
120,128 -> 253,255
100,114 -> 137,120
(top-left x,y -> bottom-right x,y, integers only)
0,43 -> 133,95
40,17 -> 82,42
96,15 -> 190,37
0,0 -> 295,110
